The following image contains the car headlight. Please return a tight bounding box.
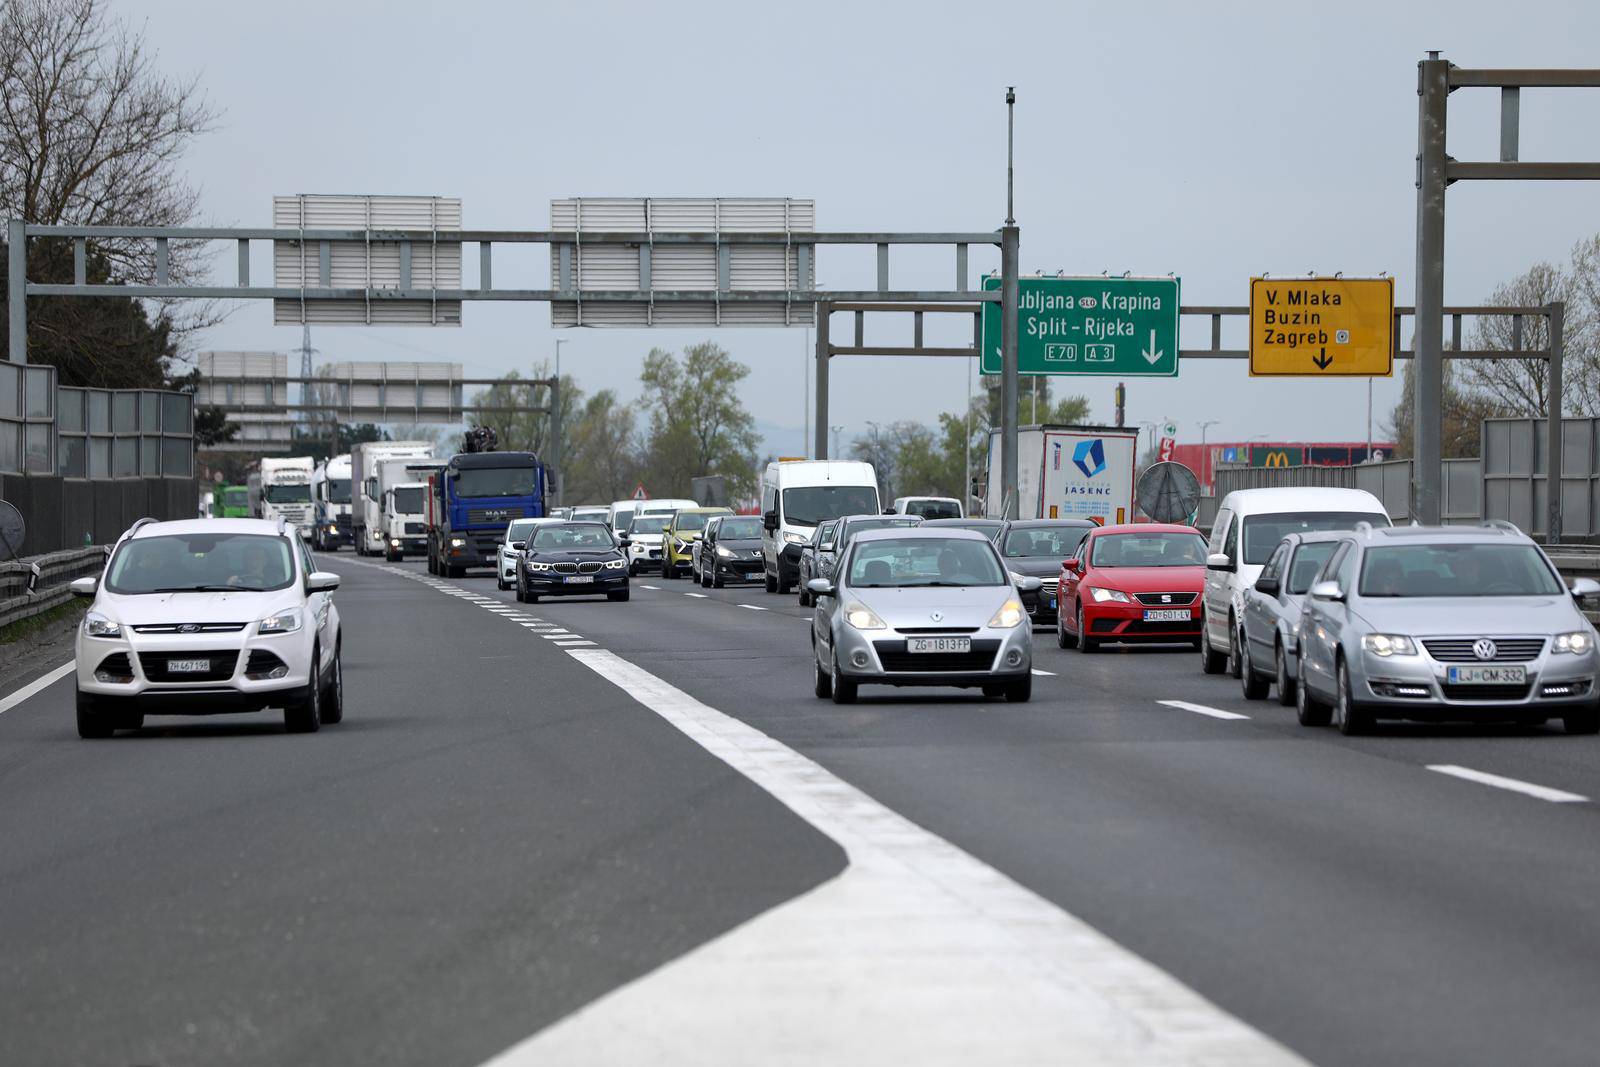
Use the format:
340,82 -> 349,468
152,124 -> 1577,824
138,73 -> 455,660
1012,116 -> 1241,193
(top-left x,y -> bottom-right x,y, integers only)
83,612 -> 122,639
257,607 -> 303,635
327,525 -> 338,534
843,601 -> 887,630
1089,587 -> 1131,603
1554,630 -> 1594,654
604,558 -> 627,570
528,560 -> 553,572
674,537 -> 691,550
1362,633 -> 1417,657
988,598 -> 1025,628
449,537 -> 466,548
716,545 -> 734,558
391,538 -> 401,546
783,532 -> 807,545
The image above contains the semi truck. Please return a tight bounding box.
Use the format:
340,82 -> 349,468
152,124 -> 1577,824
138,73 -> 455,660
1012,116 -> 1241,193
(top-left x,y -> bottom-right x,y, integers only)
350,441 -> 434,556
984,425 -> 1138,524
247,456 -> 315,536
311,453 -> 354,551
426,449 -> 546,578
377,457 -> 441,561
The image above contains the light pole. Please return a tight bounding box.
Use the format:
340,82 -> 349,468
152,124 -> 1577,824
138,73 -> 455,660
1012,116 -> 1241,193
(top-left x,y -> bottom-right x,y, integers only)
1198,419 -> 1220,450
831,425 -> 843,459
551,337 -> 568,506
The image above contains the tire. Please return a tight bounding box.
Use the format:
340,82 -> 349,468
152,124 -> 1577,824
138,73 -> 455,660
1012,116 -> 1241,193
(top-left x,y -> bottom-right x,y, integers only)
1275,640 -> 1297,706
446,563 -> 463,579
1240,634 -> 1270,700
387,549 -> 401,563
798,579 -> 811,608
284,647 -> 323,733
627,561 -> 638,576
75,689 -> 115,739
1562,703 -> 1600,735
982,684 -> 1006,700
764,571 -> 778,593
1295,659 -> 1333,726
1227,618 -> 1244,679
1057,606 -> 1077,649
496,576 -> 508,591
1200,623 -> 1227,674
778,576 -> 793,595
526,594 -> 540,604
320,643 -> 344,725
1076,603 -> 1097,653
608,588 -> 630,602
712,573 -> 725,589
813,647 -> 833,698
829,650 -> 858,704
1006,673 -> 1032,702
701,568 -> 712,589
1333,656 -> 1371,736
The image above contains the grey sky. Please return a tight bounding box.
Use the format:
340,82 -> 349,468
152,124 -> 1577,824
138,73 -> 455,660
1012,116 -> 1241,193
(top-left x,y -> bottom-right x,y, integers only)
135,0 -> 1600,455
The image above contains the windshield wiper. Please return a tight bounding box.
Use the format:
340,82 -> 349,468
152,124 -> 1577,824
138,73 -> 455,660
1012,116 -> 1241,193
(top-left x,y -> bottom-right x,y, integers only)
151,584 -> 259,593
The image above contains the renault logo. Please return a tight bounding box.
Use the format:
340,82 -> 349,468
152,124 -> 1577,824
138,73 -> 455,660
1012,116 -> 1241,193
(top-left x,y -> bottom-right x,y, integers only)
1473,639 -> 1498,661
930,611 -> 943,622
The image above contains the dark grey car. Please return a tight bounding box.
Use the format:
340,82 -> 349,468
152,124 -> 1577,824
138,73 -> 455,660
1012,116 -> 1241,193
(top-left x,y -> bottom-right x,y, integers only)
999,519 -> 1096,624
1238,531 -> 1346,705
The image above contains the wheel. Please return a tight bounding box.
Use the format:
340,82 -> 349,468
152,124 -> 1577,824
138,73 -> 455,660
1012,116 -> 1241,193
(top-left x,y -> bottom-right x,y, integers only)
1057,605 -> 1077,649
1295,653 -> 1332,725
627,561 -> 639,576
387,548 -> 401,563
1076,603 -> 1097,653
1333,657 -> 1371,736
608,587 -> 630,602
1006,673 -> 1032,702
778,575 -> 793,595
700,568 -> 712,589
320,643 -> 344,725
75,689 -> 115,739
712,573 -> 725,589
764,571 -> 778,593
526,594 -> 540,603
496,576 -> 508,591
1227,619 -> 1244,679
1562,703 -> 1600,734
813,648 -> 833,698
829,650 -> 858,704
284,646 -> 323,733
446,563 -> 463,579
798,579 -> 811,608
1200,623 -> 1227,674
663,561 -> 676,580
1275,640 -> 1297,707
1240,634 -> 1270,699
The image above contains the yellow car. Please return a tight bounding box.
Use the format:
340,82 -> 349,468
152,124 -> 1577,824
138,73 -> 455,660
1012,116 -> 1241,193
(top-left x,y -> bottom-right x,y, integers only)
662,507 -> 733,579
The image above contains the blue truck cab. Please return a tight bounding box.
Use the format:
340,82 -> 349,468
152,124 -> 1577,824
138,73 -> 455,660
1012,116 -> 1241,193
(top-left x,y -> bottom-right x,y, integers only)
426,451 -> 546,578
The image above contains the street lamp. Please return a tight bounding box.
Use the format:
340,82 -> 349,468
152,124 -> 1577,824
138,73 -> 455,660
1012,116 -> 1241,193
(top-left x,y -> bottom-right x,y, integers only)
1198,419 -> 1220,449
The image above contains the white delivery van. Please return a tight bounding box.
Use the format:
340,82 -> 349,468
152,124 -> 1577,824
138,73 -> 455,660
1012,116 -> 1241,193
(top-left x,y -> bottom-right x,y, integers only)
606,500 -> 642,532
759,460 -> 879,594
1201,486 -> 1391,676
984,426 -> 1138,524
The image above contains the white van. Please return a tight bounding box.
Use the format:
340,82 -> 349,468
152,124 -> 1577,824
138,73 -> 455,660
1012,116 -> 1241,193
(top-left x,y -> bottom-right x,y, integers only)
893,495 -> 963,519
760,460 -> 880,593
606,500 -> 642,532
1202,487 -> 1391,675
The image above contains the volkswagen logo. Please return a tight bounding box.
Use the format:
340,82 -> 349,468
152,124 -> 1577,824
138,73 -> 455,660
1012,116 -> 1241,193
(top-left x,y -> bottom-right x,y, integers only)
930,611 -> 943,622
178,623 -> 199,634
1473,639 -> 1498,662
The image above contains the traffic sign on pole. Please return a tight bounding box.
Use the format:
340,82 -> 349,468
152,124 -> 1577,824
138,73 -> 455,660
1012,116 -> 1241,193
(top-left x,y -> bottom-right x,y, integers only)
980,275 -> 1180,377
1249,277 -> 1394,377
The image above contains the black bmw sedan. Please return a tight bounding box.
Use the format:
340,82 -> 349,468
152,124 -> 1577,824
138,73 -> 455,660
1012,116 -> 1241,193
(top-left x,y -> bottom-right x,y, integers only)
515,522 -> 631,603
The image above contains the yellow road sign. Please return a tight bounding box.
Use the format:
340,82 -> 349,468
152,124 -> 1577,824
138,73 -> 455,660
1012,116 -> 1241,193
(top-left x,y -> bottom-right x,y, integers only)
1249,277 -> 1394,377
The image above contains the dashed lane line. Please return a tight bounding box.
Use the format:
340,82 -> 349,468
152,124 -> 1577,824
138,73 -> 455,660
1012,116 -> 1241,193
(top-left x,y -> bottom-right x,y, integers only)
684,593 -> 709,599
1157,699 -> 1250,721
1031,668 -> 1055,676
736,604 -> 767,611
1427,764 -> 1588,803
0,661 -> 76,717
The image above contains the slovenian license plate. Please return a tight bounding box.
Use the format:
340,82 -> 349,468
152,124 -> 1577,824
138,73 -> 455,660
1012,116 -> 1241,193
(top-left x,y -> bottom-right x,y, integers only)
564,575 -> 595,584
167,658 -> 210,673
1447,664 -> 1526,685
907,637 -> 971,654
1143,609 -> 1190,622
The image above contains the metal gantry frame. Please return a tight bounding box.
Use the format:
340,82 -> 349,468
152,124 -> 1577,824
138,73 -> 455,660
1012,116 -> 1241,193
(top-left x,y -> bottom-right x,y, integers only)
1414,55 -> 1600,540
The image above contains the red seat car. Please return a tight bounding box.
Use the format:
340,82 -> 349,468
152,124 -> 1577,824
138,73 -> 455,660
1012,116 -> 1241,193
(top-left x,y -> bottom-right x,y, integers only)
1056,523 -> 1208,652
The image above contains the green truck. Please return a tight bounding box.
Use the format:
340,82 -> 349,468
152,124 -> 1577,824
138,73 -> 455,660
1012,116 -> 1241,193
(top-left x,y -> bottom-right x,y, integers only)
211,484 -> 250,518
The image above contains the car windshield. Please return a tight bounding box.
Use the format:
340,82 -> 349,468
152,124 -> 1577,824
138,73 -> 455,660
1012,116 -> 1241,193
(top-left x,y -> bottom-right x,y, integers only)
1358,543 -> 1563,597
841,517 -> 921,544
572,510 -> 609,522
532,524 -> 614,551
782,485 -> 879,526
392,487 -> 425,514
106,532 -> 295,594
1004,526 -> 1090,558
905,499 -> 961,519
265,483 -> 310,504
673,512 -> 715,532
718,517 -> 763,539
1242,511 -> 1386,565
1090,531 -> 1206,567
454,466 -> 537,498
847,536 -> 1006,588
1287,542 -> 1338,594
628,516 -> 669,535
325,478 -> 351,503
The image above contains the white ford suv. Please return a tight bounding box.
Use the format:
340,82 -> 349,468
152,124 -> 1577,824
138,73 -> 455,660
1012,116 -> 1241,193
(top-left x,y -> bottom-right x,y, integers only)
72,517 -> 344,738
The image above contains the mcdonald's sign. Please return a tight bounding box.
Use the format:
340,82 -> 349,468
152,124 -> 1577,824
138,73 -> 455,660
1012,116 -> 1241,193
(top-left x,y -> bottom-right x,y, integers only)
1251,446 -> 1303,468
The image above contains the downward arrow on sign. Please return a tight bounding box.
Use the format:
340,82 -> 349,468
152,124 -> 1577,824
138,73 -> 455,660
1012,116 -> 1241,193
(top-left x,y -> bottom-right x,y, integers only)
1141,329 -> 1163,365
1312,347 -> 1334,370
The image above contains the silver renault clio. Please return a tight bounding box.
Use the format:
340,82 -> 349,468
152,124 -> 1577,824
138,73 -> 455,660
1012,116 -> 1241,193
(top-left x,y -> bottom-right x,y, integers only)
1296,523 -> 1600,734
808,528 -> 1039,704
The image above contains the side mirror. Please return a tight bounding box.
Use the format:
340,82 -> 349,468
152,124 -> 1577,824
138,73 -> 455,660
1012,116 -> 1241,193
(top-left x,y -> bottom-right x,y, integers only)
1015,576 -> 1043,594
820,541 -> 834,552
1309,580 -> 1343,601
1572,577 -> 1600,599
763,510 -> 778,532
1254,576 -> 1281,596
617,536 -> 631,548
70,576 -> 98,597
1061,557 -> 1079,574
307,571 -> 341,593
1207,552 -> 1234,572
883,508 -> 896,515
806,578 -> 835,599
510,540 -> 526,551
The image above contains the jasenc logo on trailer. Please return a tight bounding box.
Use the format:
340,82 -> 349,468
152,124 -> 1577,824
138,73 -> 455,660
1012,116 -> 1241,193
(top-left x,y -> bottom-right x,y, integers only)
1072,439 -> 1106,478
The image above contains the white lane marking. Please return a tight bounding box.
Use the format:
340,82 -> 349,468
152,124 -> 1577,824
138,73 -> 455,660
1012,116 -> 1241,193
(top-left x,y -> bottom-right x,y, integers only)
540,632 -> 574,639
640,584 -> 660,590
0,661 -> 76,716
556,640 -> 597,648
1427,764 -> 1589,803
1031,668 -> 1055,676
483,650 -> 1307,1067
1158,699 -> 1250,721
736,604 -> 767,611
684,592 -> 708,599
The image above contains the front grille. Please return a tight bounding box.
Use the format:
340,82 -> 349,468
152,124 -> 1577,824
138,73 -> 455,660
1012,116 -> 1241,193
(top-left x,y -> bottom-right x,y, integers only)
335,515 -> 351,530
468,507 -> 524,524
553,562 -> 577,574
1441,682 -> 1533,701
873,639 -> 1000,672
137,650 -> 239,683
1424,638 -> 1546,663
896,627 -> 980,635
405,522 -> 425,535
1134,592 -> 1198,606
578,561 -> 603,574
132,622 -> 248,634
1038,577 -> 1059,591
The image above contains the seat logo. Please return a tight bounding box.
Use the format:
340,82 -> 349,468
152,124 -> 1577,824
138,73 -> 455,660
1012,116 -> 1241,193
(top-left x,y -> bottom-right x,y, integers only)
1473,639 -> 1498,661
1072,439 -> 1107,478
1160,594 -> 1172,604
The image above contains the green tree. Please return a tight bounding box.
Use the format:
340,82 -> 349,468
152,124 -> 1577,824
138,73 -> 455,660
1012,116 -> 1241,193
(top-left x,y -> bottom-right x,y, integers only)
564,389 -> 640,504
979,375 -> 1091,427
1386,358 -> 1507,460
637,342 -> 760,497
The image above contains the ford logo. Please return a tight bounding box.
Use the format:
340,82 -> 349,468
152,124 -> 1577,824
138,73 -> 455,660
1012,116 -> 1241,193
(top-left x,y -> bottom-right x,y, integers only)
1473,639 -> 1498,661
178,623 -> 199,634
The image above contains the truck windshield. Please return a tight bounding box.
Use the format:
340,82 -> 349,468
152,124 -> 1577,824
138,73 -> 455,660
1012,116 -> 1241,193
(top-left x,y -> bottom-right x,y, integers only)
781,486 -> 878,527
392,487 -> 425,514
265,484 -> 311,504
454,466 -> 537,498
326,478 -> 351,503
223,488 -> 248,507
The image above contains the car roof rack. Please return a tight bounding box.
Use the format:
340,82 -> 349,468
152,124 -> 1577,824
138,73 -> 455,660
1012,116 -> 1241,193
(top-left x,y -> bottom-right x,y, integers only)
276,514 -> 290,535
118,516 -> 160,542
1479,519 -> 1523,534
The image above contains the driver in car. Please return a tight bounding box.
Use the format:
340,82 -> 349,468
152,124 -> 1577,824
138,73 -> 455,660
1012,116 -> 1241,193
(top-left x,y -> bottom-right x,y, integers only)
229,543 -> 274,590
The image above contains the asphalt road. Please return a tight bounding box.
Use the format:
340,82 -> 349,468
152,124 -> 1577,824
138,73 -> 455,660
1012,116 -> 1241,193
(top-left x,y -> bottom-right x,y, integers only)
5,554 -> 1600,1065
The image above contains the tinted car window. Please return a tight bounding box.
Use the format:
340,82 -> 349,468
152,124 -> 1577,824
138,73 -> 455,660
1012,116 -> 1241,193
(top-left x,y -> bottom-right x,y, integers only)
1287,542 -> 1337,594
906,500 -> 961,519
265,484 -> 311,504
107,533 -> 295,594
719,517 -> 763,539
847,537 -> 1005,588
673,513 -> 713,532
627,516 -> 669,535
783,486 -> 879,526
1359,543 -> 1562,597
1003,526 -> 1089,558
532,524 -> 614,551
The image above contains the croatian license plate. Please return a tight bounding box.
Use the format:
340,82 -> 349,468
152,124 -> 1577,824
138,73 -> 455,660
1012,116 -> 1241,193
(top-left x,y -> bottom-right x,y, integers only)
564,575 -> 595,585
907,637 -> 971,654
1143,609 -> 1190,622
167,658 -> 210,673
1447,664 -> 1526,685
1044,594 -> 1056,609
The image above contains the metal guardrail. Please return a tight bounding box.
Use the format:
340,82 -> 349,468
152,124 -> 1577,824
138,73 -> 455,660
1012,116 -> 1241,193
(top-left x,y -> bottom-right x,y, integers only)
0,546 -> 105,630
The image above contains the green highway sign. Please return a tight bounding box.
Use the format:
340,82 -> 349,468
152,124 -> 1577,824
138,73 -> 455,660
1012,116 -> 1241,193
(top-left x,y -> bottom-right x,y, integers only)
980,275 -> 1181,377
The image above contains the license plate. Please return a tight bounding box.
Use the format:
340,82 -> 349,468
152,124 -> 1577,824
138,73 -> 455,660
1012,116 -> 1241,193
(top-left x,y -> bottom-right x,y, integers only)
1446,665 -> 1526,685
564,575 -> 595,584
1143,609 -> 1190,622
907,637 -> 971,654
1044,595 -> 1056,608
167,658 -> 210,673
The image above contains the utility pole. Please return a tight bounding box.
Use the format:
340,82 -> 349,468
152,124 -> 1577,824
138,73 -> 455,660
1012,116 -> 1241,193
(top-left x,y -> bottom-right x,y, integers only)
550,337 -> 568,507
1000,86 -> 1020,519
1413,51 -> 1449,524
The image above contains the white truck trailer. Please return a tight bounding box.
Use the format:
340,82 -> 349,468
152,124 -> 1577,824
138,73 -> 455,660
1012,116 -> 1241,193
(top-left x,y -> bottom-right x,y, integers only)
377,457 -> 441,561
351,441 -> 434,555
984,425 -> 1138,525
248,456 -> 316,537
311,453 -> 354,551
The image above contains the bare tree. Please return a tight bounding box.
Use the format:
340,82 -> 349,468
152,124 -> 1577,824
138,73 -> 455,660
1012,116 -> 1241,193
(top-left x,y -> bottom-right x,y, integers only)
1457,262 -> 1568,416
